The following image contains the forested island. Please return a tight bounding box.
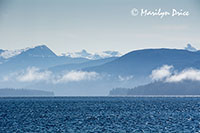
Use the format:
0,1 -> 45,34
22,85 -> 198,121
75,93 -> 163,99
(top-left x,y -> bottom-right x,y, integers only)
0,88 -> 54,97
109,81 -> 200,96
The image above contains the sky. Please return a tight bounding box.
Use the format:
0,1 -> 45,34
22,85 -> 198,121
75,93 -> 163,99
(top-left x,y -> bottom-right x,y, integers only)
0,0 -> 199,55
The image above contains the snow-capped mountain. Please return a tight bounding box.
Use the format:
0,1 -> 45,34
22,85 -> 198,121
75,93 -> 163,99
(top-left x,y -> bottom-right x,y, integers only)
0,49 -> 4,54
0,46 -> 121,60
0,49 -> 5,64
184,44 -> 198,52
0,45 -> 89,74
64,49 -> 121,60
0,47 -> 34,59
17,45 -> 57,58
0,45 -> 57,59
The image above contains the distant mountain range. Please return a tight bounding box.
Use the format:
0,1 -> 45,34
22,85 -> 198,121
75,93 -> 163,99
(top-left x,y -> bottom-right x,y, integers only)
1,44 -> 199,76
0,45 -> 89,74
0,46 -> 121,60
0,45 -> 121,74
85,48 -> 200,77
49,57 -> 118,73
0,44 -> 200,96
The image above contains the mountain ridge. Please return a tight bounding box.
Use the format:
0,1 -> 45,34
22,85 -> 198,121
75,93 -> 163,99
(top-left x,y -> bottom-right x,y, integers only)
84,48 -> 200,76
0,45 -> 89,74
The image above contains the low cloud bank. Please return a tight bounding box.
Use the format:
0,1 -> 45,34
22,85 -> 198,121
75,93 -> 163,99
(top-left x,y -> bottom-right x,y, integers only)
17,67 -> 52,82
151,65 -> 200,82
3,67 -> 99,83
53,71 -> 98,83
3,67 -> 135,84
150,65 -> 173,81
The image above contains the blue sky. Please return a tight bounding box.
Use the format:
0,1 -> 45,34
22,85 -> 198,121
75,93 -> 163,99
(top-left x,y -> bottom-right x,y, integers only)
0,0 -> 199,54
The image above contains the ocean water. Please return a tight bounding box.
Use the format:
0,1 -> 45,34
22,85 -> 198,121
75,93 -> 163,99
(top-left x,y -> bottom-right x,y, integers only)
0,97 -> 200,132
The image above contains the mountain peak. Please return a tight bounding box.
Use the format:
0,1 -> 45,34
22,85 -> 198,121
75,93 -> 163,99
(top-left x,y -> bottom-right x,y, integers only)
20,45 -> 57,57
0,45 -> 57,59
184,44 -> 197,52
34,45 -> 49,49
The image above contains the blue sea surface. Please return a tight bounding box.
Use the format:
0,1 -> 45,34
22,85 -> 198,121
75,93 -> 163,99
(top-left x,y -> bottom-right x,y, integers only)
0,97 -> 200,132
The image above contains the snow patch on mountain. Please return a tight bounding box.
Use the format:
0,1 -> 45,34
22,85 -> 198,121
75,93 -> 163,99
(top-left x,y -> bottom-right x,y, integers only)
0,46 -> 35,59
63,49 -> 121,59
184,44 -> 198,52
0,45 -> 54,59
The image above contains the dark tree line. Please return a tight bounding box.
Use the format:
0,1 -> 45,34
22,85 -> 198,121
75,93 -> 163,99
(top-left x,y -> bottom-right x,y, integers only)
109,80 -> 200,95
0,88 -> 54,97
